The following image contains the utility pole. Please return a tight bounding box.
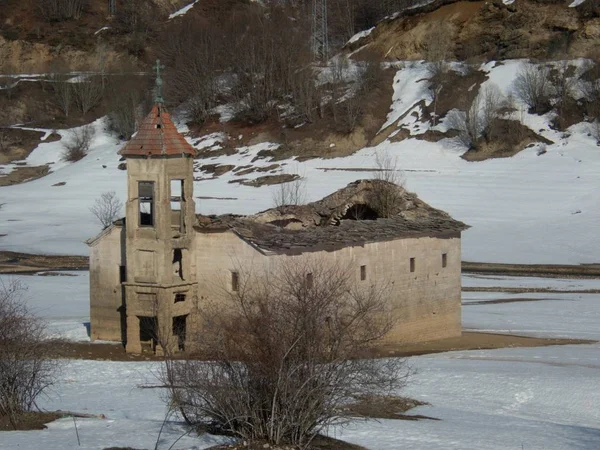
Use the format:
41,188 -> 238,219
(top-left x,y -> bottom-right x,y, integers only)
312,0 -> 329,62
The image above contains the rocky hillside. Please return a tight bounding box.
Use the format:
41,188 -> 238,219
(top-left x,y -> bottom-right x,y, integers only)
349,0 -> 599,61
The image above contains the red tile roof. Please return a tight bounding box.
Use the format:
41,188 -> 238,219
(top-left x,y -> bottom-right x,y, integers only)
119,104 -> 195,157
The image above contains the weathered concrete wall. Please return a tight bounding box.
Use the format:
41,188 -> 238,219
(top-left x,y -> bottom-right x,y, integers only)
89,226 -> 125,342
195,231 -> 462,345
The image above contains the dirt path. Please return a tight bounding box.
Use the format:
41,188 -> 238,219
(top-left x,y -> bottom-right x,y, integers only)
53,332 -> 594,362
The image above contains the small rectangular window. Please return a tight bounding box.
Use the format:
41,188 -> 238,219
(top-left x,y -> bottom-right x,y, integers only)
174,293 -> 186,303
360,265 -> 367,281
410,257 -> 416,273
119,265 -> 127,283
306,273 -> 313,289
442,253 -> 448,268
231,271 -> 239,292
138,181 -> 154,227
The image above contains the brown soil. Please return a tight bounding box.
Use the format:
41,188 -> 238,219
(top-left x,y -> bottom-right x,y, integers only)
365,332 -> 594,359
462,261 -> 600,278
0,251 -> 88,274
53,331 -> 594,363
360,0 -> 598,62
0,412 -> 62,431
343,396 -> 435,421
0,164 -> 50,186
0,128 -> 61,164
461,120 -> 554,162
463,287 -> 600,294
209,435 -> 368,450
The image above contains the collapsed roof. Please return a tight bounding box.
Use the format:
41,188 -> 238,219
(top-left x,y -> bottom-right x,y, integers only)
196,179 -> 468,254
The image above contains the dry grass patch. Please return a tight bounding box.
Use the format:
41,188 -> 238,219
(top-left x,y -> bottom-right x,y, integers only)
344,395 -> 432,421
0,411 -> 62,431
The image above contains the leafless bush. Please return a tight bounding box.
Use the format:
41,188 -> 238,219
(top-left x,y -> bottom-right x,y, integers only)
38,0 -> 87,21
272,176 -> 307,209
0,131 -> 12,152
49,73 -> 73,118
371,152 -> 405,218
447,84 -> 504,150
62,124 -> 95,162
513,64 -> 552,114
424,20 -> 454,78
161,259 -> 408,447
0,279 -> 60,429
106,76 -> 148,140
90,191 -> 123,229
72,75 -> 103,115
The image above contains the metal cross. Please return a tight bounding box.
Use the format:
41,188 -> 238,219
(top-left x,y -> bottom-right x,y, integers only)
153,59 -> 165,104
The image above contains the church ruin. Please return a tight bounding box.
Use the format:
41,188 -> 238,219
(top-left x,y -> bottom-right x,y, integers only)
87,97 -> 468,354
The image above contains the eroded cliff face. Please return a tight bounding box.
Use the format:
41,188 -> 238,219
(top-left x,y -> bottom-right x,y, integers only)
351,0 -> 600,62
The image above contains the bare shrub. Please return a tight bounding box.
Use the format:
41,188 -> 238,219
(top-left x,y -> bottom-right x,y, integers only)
90,191 -> 123,229
62,124 -> 95,162
72,75 -> 103,115
371,152 -> 405,218
49,71 -> 73,118
447,84 -> 504,149
424,20 -> 454,78
38,0 -> 87,21
513,64 -> 552,114
272,175 -> 307,210
106,76 -> 148,140
162,259 -> 408,447
0,279 -> 60,429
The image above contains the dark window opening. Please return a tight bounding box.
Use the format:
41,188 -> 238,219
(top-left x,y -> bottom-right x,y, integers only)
174,293 -> 186,303
173,249 -> 184,280
170,179 -> 185,232
139,316 -> 158,351
231,271 -> 239,292
306,273 -> 313,289
172,315 -> 187,352
119,265 -> 127,283
442,253 -> 448,268
341,204 -> 379,221
360,265 -> 367,281
139,181 -> 154,227
410,257 -> 416,273
156,124 -> 162,129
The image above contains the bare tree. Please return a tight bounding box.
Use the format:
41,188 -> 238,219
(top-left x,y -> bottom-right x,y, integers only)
0,279 -> 60,430
513,64 -> 552,114
49,72 -> 73,118
90,191 -> 123,229
62,124 -> 95,162
272,176 -> 307,210
424,20 -> 454,78
72,75 -> 103,115
161,259 -> 408,447
38,0 -> 87,21
106,75 -> 148,140
371,152 -> 406,218
447,84 -> 503,149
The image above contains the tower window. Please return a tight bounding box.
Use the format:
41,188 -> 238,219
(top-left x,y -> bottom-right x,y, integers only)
170,179 -> 185,232
410,258 -> 416,273
360,265 -> 367,281
173,249 -> 184,280
174,293 -> 186,303
138,181 -> 154,227
442,253 -> 448,268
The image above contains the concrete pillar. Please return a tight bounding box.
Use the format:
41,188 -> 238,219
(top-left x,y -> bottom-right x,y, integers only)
125,314 -> 142,353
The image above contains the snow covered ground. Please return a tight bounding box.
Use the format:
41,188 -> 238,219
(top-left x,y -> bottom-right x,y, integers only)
1,272 -> 599,449
0,61 -> 600,264
1,60 -> 599,262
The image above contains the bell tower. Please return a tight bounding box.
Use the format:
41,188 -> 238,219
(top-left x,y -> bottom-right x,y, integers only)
119,60 -> 197,354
